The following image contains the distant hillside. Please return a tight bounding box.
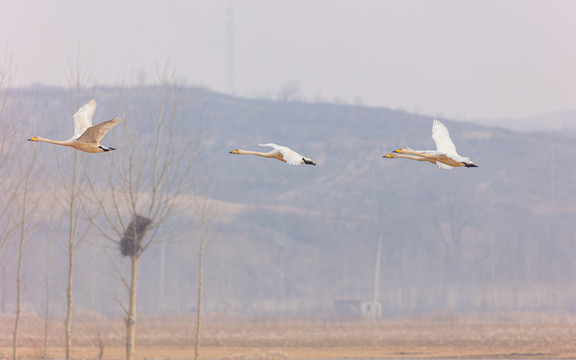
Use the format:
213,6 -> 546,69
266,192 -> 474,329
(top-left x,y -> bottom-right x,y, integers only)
464,109 -> 576,134
2,85 -> 576,318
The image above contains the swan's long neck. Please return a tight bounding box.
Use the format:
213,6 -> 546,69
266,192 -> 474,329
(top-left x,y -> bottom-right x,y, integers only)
397,148 -> 428,156
32,137 -> 73,147
395,149 -> 440,162
235,149 -> 273,158
387,153 -> 434,163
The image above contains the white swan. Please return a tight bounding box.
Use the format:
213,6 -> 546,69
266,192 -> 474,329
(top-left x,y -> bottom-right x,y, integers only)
28,99 -> 121,153
384,119 -> 477,169
230,143 -> 316,166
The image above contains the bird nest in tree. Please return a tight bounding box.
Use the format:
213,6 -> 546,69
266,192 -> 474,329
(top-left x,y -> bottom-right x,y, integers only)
120,215 -> 152,257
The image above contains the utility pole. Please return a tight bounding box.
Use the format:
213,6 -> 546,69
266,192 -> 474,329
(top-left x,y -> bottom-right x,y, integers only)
160,242 -> 165,311
372,231 -> 383,323
280,245 -> 285,322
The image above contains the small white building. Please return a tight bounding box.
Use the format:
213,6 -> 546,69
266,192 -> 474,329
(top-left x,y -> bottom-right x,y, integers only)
333,299 -> 381,318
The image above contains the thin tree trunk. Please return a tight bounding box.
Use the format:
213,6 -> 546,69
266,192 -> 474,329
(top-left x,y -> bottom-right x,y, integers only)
65,245 -> 74,360
13,158 -> 33,360
65,237 -> 74,360
65,152 -> 78,360
126,254 -> 139,360
12,217 -> 25,360
43,238 -> 51,360
194,239 -> 205,360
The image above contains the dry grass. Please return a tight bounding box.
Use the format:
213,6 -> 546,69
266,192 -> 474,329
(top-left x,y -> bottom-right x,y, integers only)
1,312 -> 576,359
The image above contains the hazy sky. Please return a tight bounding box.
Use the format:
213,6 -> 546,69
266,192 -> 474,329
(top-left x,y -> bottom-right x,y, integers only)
1,0 -> 575,119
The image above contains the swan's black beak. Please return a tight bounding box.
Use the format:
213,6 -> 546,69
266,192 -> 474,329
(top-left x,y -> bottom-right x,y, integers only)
303,158 -> 316,166
464,163 -> 478,168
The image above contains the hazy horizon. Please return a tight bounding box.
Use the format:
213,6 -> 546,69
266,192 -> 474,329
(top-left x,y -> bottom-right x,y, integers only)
1,0 -> 575,120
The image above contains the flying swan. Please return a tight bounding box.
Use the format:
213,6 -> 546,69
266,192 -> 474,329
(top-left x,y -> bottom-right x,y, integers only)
229,143 -> 316,166
384,119 -> 478,169
28,99 -> 121,153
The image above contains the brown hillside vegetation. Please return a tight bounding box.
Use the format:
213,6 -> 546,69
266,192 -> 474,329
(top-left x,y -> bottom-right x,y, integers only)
6,87 -> 576,317
1,312 -> 576,359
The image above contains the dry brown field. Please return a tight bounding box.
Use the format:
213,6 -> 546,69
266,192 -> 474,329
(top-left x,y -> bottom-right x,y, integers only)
1,312 -> 576,359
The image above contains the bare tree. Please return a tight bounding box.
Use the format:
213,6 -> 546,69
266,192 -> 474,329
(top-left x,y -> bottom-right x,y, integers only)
56,52 -> 95,360
0,59 -> 31,360
0,58 -> 18,256
43,234 -> 52,360
85,65 -> 202,360
12,141 -> 41,360
277,80 -> 301,102
64,152 -> 77,360
192,170 -> 216,360
0,66 -> 47,360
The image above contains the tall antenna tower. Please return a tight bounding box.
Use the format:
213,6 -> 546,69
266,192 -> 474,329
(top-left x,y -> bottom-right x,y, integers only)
226,4 -> 235,94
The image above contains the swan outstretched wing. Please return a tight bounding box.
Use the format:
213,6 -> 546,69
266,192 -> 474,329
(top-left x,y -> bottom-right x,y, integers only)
72,99 -> 97,139
432,119 -> 457,155
76,117 -> 121,144
258,143 -> 281,151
